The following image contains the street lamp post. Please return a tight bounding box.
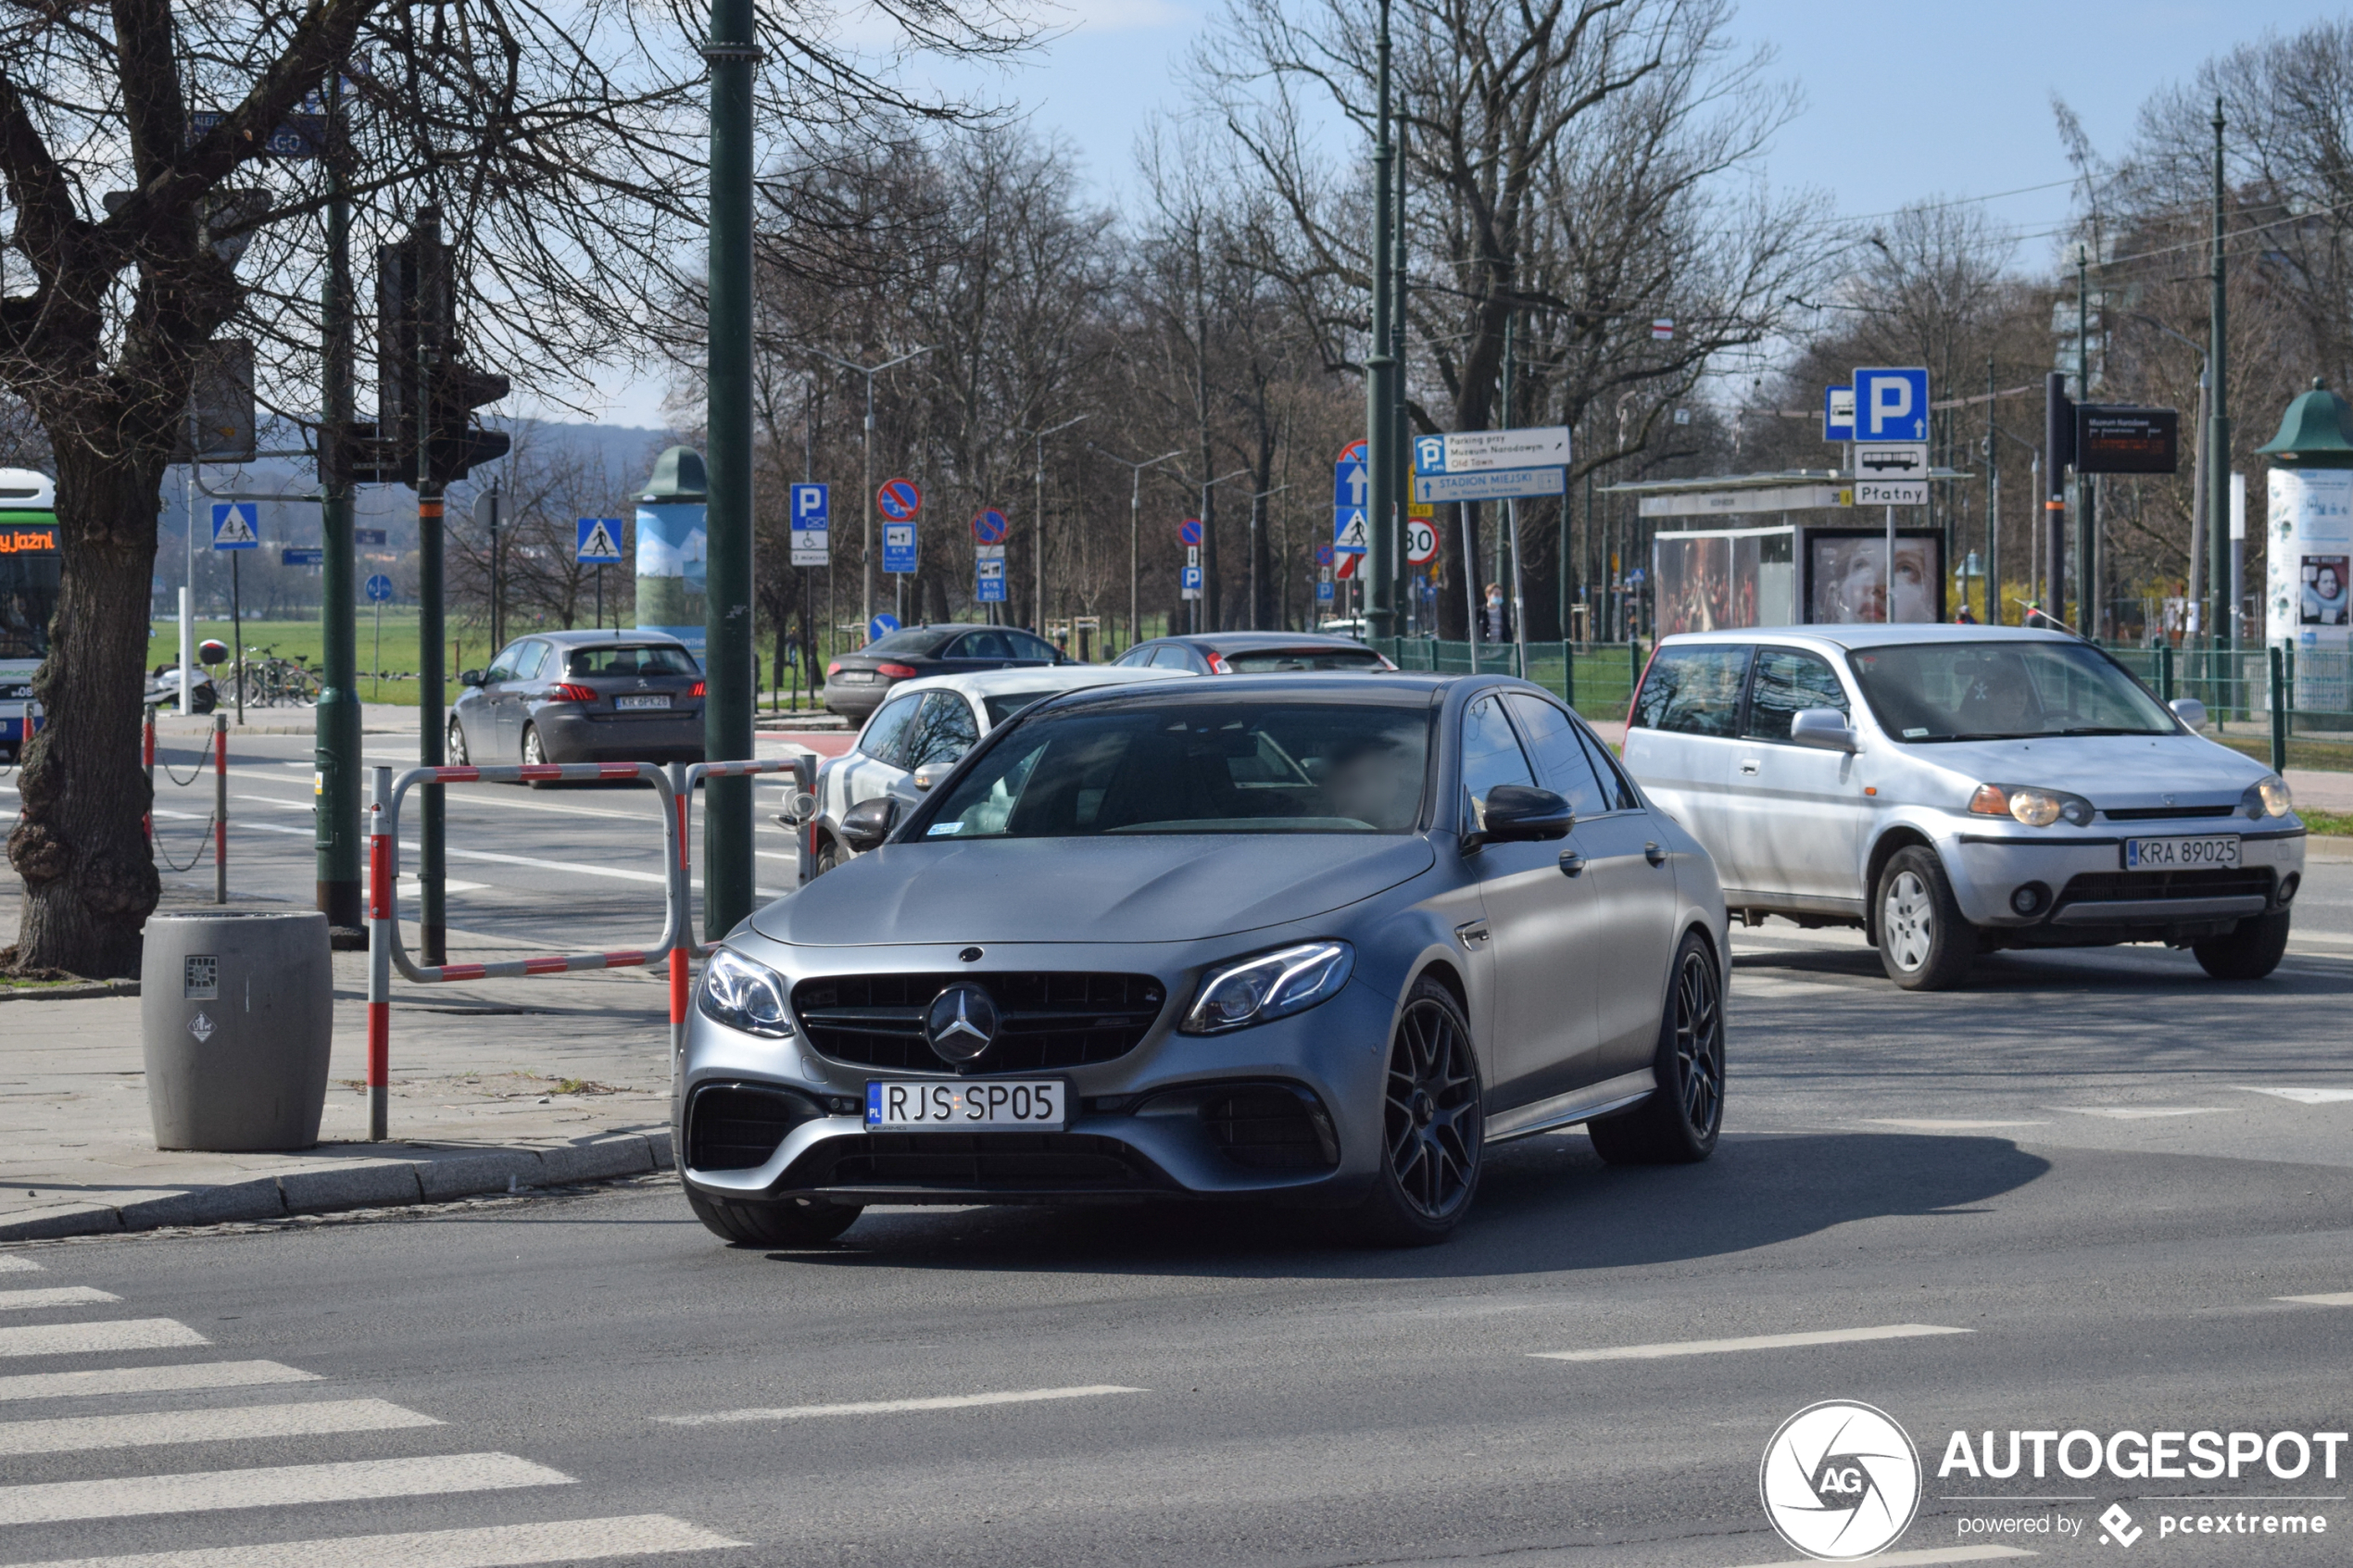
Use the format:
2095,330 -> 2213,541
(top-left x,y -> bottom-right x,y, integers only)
1018,415 -> 1088,633
1365,0 -> 1397,641
816,346 -> 934,629
2208,98 -> 2232,655
1092,445 -> 1183,649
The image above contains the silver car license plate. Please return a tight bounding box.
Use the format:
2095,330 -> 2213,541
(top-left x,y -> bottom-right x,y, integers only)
613,694 -> 672,710
2123,834 -> 2240,871
865,1080 -> 1065,1131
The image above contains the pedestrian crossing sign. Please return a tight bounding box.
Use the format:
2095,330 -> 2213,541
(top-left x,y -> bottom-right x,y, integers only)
209,501 -> 258,550
575,517 -> 624,563
1333,507 -> 1368,554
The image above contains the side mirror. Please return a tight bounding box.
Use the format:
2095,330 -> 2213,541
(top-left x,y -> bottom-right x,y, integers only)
458,669 -> 486,687
1467,784 -> 1574,847
838,796 -> 898,853
1790,707 -> 1859,752
2169,696 -> 2208,730
909,758 -> 959,792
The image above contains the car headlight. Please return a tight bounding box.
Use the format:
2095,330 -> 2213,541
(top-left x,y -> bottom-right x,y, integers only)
1179,941 -> 1354,1035
2244,775 -> 2293,820
697,948 -> 796,1037
1969,784 -> 2093,828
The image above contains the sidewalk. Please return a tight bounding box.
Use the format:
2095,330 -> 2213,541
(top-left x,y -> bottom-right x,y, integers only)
0,883 -> 681,1244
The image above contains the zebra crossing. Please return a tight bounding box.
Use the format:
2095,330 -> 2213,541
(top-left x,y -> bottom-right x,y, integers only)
0,1252 -> 744,1565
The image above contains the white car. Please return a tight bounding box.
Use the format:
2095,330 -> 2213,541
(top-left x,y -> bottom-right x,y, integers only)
798,663 -> 1194,879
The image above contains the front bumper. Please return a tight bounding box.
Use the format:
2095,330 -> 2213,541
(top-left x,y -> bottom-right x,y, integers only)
674,936 -> 1396,1207
1941,818 -> 2306,938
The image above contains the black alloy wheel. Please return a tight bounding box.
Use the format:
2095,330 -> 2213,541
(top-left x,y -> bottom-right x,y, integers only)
1356,976 -> 1483,1245
1590,931 -> 1724,1165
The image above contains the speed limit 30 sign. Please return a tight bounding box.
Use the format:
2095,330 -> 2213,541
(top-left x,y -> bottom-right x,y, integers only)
1405,518 -> 1439,565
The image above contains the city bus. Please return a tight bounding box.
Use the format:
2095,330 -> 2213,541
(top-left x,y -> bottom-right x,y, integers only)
0,468 -> 57,761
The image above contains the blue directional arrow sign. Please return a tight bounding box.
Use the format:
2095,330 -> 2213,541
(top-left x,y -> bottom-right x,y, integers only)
209,501 -> 258,550
867,613 -> 900,641
1333,441 -> 1369,556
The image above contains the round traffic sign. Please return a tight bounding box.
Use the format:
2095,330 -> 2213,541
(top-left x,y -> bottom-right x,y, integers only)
876,478 -> 923,521
867,612 -> 900,642
1315,543 -> 1335,567
1337,438 -> 1366,466
972,508 -> 1010,544
364,573 -> 396,603
1178,518 -> 1202,546
1405,519 -> 1439,565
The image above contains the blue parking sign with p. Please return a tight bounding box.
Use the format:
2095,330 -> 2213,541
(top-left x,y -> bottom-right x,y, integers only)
790,483 -> 828,531
1853,367 -> 1930,442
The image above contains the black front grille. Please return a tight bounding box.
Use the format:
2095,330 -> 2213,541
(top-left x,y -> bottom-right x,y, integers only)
2058,868 -> 2276,907
790,1132 -> 1164,1192
2102,804 -> 2239,821
686,1083 -> 822,1171
1201,1086 -> 1338,1171
791,972 -> 1165,1073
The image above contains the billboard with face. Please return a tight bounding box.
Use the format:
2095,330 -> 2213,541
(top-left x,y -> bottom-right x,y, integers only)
1806,531 -> 1944,624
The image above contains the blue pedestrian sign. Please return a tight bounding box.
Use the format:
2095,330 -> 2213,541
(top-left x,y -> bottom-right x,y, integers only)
210,501 -> 258,550
788,483 -> 828,568
1853,367 -> 1930,442
574,517 -> 623,563
883,521 -> 918,575
364,573 -> 396,604
867,613 -> 900,642
1334,440 -> 1368,555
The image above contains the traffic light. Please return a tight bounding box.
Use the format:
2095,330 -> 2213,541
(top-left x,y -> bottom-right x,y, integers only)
373,205 -> 509,488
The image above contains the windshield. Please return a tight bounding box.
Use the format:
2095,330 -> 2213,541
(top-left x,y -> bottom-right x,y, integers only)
565,644 -> 698,677
860,628 -> 944,657
1222,647 -> 1387,672
0,553 -> 58,661
1847,640 -> 2176,742
918,700 -> 1430,838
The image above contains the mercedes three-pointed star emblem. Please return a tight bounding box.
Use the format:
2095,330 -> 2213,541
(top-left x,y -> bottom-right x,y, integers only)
924,983 -> 999,1064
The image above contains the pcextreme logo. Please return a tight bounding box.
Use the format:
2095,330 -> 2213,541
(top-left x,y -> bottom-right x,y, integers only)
1759,1400 -> 1923,1561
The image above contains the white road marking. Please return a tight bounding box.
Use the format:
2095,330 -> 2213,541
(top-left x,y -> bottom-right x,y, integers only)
2237,1086 -> 2353,1105
396,879 -> 491,897
0,1452 -> 571,1526
0,1398 -> 437,1456
0,1258 -> 39,1273
0,1512 -> 747,1567
0,1320 -> 207,1360
2276,1292 -> 2353,1307
659,1383 -> 1148,1424
0,1286 -> 120,1311
1723,1548 -> 2033,1568
2045,1107 -> 2221,1120
1865,1119 -> 2048,1131
1531,1323 -> 1972,1363
0,1360 -> 317,1404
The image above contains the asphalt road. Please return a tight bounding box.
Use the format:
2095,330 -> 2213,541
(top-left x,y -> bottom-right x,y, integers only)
3,855 -> 2350,1567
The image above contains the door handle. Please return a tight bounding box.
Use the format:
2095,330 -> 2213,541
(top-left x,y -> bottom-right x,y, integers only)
1557,850 -> 1584,878
1644,842 -> 1667,866
1739,759 -> 1760,775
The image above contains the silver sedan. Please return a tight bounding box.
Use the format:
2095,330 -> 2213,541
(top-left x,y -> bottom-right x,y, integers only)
676,674 -> 1730,1248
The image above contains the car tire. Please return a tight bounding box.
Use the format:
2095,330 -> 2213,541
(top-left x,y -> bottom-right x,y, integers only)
1352,975 -> 1483,1248
686,1189 -> 862,1248
2193,909 -> 2291,981
521,723 -> 553,788
1875,847 -> 1975,991
811,834 -> 847,877
446,718 -> 469,766
1589,931 -> 1724,1166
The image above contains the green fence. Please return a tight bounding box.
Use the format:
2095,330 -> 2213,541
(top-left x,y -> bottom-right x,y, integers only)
1372,638 -> 1647,722
2102,642 -> 2353,771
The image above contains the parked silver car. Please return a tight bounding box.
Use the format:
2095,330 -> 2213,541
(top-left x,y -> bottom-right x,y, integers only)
449,629 -> 704,775
1623,625 -> 2304,989
679,674 -> 1729,1249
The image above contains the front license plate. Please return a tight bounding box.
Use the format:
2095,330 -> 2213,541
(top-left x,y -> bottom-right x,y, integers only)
2123,834 -> 2240,871
865,1080 -> 1066,1131
613,694 -> 672,711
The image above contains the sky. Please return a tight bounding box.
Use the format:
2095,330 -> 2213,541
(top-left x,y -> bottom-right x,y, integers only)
560,0 -> 2318,429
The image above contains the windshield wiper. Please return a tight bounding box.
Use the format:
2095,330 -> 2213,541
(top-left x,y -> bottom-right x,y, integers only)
2055,726 -> 2163,736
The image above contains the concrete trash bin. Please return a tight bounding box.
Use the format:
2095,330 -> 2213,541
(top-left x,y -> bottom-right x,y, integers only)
141,910 -> 334,1151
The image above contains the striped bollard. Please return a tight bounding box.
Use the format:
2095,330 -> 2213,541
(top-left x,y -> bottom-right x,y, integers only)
668,761 -> 692,1071
367,765 -> 393,1142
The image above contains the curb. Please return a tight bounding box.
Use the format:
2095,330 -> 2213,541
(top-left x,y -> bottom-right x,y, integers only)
0,979 -> 138,1002
0,1130 -> 672,1243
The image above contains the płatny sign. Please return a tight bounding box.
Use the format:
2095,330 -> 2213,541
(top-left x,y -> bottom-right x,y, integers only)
2074,407 -> 2180,475
787,483 -> 828,567
1412,427 -> 1570,476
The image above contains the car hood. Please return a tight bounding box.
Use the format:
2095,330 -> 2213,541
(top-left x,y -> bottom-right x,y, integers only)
1895,732 -> 2270,809
754,834 -> 1437,946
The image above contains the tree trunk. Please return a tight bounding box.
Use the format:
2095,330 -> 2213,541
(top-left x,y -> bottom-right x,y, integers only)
7,445 -> 165,978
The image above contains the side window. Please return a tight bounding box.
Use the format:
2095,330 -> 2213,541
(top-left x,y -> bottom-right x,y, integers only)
1576,724 -> 1642,811
1460,694 -> 1535,829
1150,646 -> 1194,671
1008,632 -> 1060,661
949,630 -> 1014,660
858,694 -> 921,766
511,642 -> 548,681
484,641 -> 529,683
1504,693 -> 1609,817
1631,645 -> 1750,737
904,691 -> 981,769
1744,647 -> 1849,741
1114,646 -> 1152,668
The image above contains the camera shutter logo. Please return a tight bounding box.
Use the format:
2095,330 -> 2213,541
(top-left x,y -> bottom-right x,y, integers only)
1758,1399 -> 1921,1560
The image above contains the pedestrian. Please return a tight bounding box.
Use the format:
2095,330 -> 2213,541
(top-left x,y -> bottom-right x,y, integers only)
1482,582 -> 1511,644
1953,600 -> 1978,625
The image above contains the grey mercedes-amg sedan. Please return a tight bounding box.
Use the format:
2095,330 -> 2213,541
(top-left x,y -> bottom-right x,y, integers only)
676,673 -> 1730,1248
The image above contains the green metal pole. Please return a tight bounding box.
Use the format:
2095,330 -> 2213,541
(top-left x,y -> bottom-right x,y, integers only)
2209,98 -> 2233,672
702,0 -> 756,939
314,67 -> 361,937
416,207 -> 447,966
2269,645 -> 2286,773
1364,0 -> 1396,641
2076,253 -> 2095,637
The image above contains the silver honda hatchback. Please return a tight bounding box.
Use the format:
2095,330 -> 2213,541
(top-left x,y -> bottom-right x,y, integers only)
1622,625 -> 2304,989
